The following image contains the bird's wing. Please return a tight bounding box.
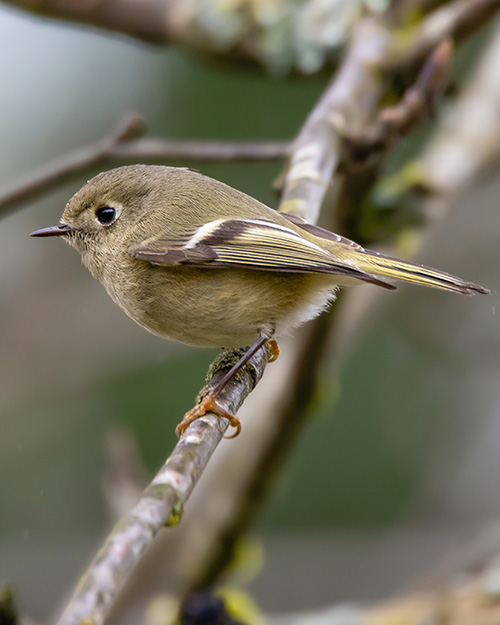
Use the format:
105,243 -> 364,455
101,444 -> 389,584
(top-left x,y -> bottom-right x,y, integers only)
131,217 -> 395,289
281,212 -> 489,295
280,212 -> 365,250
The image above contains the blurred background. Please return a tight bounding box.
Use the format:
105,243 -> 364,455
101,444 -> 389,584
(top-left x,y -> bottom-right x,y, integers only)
0,2 -> 499,622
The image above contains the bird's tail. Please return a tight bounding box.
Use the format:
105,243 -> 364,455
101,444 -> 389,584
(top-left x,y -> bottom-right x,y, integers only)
353,249 -> 490,295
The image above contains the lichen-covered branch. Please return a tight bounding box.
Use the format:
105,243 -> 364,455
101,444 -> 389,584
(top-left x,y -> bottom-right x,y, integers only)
0,115 -> 289,219
54,347 -> 269,625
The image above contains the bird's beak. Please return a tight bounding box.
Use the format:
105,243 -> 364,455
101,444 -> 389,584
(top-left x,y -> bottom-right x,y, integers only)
29,224 -> 73,237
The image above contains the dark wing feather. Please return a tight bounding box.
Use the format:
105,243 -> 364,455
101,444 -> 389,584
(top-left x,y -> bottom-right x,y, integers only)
281,212 -> 365,250
132,218 -> 396,289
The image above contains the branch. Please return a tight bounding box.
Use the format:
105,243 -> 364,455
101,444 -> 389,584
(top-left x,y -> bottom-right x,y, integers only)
192,306 -> 341,588
278,17 -> 392,222
387,0 -> 500,70
418,17 -> 500,196
0,0 -> 373,74
343,39 -> 453,166
3,0 -> 499,75
3,0 -> 177,44
54,346 -> 269,625
0,114 -> 144,218
0,115 -> 289,219
2,0 -> 494,220
52,24 -> 354,618
279,0 -> 498,219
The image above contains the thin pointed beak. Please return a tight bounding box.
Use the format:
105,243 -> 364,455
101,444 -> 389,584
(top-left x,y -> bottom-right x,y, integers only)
30,224 -> 73,237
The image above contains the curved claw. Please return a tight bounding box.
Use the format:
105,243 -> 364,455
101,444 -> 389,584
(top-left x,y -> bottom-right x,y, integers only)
268,339 -> 280,363
223,415 -> 241,439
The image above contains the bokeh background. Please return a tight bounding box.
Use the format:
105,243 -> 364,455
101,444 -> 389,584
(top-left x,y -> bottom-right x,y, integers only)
0,3 -> 499,622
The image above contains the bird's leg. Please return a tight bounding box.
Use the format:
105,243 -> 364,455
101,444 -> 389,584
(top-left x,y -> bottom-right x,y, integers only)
176,331 -> 278,439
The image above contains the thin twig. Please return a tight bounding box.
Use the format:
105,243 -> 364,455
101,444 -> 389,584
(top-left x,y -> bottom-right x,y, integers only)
387,0 -> 500,70
0,116 -> 289,219
0,114 -> 144,218
112,138 -> 289,162
343,39 -> 453,166
54,346 -> 269,625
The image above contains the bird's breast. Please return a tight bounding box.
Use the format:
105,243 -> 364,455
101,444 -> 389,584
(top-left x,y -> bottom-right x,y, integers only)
100,260 -> 338,348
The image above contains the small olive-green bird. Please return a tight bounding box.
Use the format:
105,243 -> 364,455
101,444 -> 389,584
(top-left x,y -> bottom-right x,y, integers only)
31,165 -> 489,436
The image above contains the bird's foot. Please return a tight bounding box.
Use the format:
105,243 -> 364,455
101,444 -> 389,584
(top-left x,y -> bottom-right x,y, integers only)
176,393 -> 241,439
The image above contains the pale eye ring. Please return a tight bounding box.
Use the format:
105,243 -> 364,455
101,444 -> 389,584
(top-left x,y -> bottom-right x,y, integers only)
95,206 -> 117,225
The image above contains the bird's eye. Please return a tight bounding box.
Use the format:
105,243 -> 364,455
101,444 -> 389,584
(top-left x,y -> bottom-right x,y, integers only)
95,206 -> 117,225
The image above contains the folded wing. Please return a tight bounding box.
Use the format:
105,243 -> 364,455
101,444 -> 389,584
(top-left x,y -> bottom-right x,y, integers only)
131,217 -> 396,289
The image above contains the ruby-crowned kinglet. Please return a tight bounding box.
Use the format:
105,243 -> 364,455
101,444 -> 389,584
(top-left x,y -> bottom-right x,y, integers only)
30,165 -> 489,436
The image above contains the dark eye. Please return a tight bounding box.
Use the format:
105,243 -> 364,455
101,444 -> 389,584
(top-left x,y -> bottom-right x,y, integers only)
95,206 -> 117,225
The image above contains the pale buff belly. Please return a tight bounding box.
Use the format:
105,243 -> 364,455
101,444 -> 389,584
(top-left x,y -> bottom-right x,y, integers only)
106,264 -> 338,348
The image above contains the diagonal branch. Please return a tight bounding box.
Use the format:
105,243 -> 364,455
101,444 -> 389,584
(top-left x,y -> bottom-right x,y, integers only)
177,18 -> 395,583
54,347 -> 269,625
192,305 -> 341,589
0,115 -> 144,218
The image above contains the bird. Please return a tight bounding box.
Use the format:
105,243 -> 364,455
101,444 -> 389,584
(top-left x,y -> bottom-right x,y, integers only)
30,165 -> 489,437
